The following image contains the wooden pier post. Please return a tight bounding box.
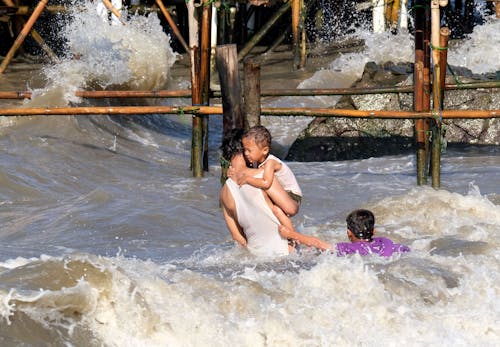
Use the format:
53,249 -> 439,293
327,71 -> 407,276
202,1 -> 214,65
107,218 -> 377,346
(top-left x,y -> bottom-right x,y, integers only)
187,0 -> 213,176
429,0 -> 447,189
423,0 -> 431,165
200,1 -> 212,172
243,59 -> 261,128
414,0 -> 428,185
438,27 -> 450,108
215,44 -> 244,137
292,0 -> 306,69
187,0 -> 203,177
292,0 -> 299,60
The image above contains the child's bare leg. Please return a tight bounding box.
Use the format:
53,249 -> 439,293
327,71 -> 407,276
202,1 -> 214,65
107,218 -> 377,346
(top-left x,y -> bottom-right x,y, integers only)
265,179 -> 299,216
272,205 -> 294,232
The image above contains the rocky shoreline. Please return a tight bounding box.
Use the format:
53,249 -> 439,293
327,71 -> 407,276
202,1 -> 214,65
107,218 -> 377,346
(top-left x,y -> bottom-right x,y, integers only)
286,61 -> 500,161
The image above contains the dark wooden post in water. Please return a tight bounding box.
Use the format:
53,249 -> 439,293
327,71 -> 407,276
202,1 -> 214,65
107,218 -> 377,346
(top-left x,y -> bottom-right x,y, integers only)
430,26 -> 450,188
216,44 -> 244,183
200,1 -> 212,172
423,1 -> 432,174
292,0 -> 306,69
414,0 -> 430,185
191,44 -> 204,177
430,0 -> 448,188
189,0 -> 212,177
243,59 -> 261,128
215,44 -> 244,137
438,27 -> 450,107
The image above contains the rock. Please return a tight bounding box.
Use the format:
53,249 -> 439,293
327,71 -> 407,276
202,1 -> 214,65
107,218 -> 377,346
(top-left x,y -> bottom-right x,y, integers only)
286,62 -> 500,161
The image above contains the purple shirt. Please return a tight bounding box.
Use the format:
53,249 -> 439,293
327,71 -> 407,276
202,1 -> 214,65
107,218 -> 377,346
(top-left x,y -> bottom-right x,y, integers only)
336,237 -> 410,257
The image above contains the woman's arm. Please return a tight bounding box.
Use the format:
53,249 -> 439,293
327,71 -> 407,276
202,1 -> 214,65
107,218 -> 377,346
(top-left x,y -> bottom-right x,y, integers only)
220,187 -> 247,247
222,206 -> 247,247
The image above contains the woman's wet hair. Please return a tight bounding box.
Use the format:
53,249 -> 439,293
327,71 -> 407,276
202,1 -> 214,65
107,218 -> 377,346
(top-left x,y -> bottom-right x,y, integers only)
346,209 -> 375,241
220,128 -> 245,162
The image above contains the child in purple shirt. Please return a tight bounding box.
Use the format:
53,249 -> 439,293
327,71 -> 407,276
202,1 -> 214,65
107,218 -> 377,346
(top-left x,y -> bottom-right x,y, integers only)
276,208 -> 409,257
336,209 -> 410,257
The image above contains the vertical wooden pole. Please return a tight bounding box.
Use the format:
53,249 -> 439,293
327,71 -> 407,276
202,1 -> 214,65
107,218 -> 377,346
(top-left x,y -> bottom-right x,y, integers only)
390,0 -> 401,29
216,44 -> 243,185
187,0 -> 203,177
438,27 -> 450,109
191,46 -> 204,177
299,0 -> 306,69
292,0 -> 300,68
0,0 -> 49,74
414,0 -> 427,185
430,0 -> 446,189
200,0 -> 212,171
423,0 -> 431,135
243,59 -> 261,129
291,0 -> 306,68
215,44 -> 243,138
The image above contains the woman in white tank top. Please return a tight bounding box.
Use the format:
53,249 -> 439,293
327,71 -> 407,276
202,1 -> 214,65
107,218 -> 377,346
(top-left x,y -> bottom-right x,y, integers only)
220,130 -> 290,257
221,154 -> 290,257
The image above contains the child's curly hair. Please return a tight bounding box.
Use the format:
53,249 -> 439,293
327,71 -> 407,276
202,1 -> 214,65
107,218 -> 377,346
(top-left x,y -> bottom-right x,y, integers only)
243,125 -> 272,148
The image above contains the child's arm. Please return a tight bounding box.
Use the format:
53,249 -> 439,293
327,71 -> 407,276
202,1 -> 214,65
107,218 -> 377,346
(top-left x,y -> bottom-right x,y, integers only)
273,205 -> 332,251
227,166 -> 261,186
278,225 -> 332,251
239,159 -> 279,189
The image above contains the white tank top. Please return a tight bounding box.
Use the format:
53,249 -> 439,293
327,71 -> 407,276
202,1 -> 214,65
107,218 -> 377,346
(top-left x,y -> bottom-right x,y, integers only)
259,154 -> 302,197
226,178 -> 289,257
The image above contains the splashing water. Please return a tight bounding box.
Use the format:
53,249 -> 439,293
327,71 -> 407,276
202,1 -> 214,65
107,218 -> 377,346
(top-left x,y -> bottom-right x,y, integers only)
25,0 -> 177,107
448,15 -> 500,74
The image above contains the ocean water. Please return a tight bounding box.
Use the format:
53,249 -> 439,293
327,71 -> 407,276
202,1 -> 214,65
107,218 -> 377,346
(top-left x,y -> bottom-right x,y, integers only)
0,2 -> 499,346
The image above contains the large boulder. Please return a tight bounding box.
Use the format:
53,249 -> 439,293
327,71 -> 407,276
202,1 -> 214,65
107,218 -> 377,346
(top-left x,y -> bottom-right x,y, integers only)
286,62 -> 500,161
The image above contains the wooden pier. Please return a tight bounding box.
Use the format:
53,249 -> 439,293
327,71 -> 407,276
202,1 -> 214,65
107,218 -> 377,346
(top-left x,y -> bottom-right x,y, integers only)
1,0 -> 499,187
